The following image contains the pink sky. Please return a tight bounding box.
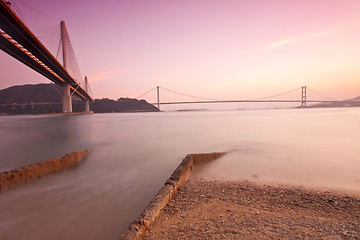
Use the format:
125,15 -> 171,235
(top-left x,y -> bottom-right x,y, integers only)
1,0 -> 360,102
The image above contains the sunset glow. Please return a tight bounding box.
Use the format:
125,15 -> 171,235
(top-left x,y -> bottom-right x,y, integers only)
1,0 -> 359,101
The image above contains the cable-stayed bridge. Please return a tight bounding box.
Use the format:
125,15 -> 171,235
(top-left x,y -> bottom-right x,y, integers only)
138,86 -> 357,110
0,0 -> 92,113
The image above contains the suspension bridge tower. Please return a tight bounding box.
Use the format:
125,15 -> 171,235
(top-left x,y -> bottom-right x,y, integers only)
60,20 -> 72,113
157,86 -> 160,110
301,86 -> 307,107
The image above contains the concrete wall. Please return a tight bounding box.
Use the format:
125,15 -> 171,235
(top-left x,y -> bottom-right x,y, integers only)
0,150 -> 89,192
120,152 -> 226,240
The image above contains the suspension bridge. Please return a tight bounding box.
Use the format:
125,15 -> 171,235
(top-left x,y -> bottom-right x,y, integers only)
0,0 -> 92,113
137,86 -> 357,110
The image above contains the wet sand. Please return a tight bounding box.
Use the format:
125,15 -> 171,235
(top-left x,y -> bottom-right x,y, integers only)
142,179 -> 360,239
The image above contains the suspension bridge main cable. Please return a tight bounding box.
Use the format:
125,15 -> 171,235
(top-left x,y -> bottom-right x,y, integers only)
307,87 -> 337,101
159,86 -> 222,101
253,87 -> 302,100
136,87 -> 157,99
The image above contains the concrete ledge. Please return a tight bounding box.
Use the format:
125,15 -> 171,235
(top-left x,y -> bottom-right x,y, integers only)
120,152 -> 226,240
0,150 -> 90,192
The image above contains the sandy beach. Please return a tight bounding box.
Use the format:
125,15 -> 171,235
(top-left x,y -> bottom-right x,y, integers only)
142,179 -> 360,239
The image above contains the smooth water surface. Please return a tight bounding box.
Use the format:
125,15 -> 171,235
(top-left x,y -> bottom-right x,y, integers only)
0,108 -> 360,239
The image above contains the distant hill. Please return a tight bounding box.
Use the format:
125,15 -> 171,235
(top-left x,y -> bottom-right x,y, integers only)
91,98 -> 159,113
309,97 -> 360,108
0,84 -> 159,114
0,84 -> 63,104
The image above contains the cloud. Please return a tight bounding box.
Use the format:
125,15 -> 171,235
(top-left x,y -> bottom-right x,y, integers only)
88,70 -> 123,84
267,28 -> 342,51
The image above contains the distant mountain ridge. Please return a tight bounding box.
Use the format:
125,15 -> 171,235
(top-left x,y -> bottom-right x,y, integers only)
0,84 -> 159,114
311,102 -> 360,108
309,96 -> 360,108
0,84 -> 63,104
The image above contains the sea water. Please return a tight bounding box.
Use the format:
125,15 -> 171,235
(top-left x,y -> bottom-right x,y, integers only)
0,108 -> 359,239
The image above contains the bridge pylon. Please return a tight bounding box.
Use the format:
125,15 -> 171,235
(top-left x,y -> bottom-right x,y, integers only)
157,86 -> 160,110
301,86 -> 307,108
85,76 -> 90,112
60,21 -> 72,113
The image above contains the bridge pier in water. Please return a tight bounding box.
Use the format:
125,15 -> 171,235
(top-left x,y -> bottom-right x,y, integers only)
61,83 -> 72,113
85,100 -> 90,112
84,76 -> 90,113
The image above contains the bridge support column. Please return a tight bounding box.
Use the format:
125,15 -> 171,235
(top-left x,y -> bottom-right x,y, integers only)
157,86 -> 160,110
85,100 -> 90,112
301,86 -> 307,108
61,83 -> 72,113
84,76 -> 90,112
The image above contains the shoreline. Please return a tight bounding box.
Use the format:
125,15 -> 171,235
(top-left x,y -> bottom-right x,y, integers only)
143,179 -> 360,239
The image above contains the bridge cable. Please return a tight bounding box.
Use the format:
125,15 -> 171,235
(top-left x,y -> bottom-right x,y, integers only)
253,87 -> 301,100
307,87 -> 337,101
8,0 -> 28,26
15,0 -> 60,22
34,24 -> 61,57
55,34 -> 62,59
50,82 -> 62,96
24,21 -> 83,86
60,24 -> 85,87
160,86 -> 221,101
136,87 -> 157,99
86,81 -> 94,98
